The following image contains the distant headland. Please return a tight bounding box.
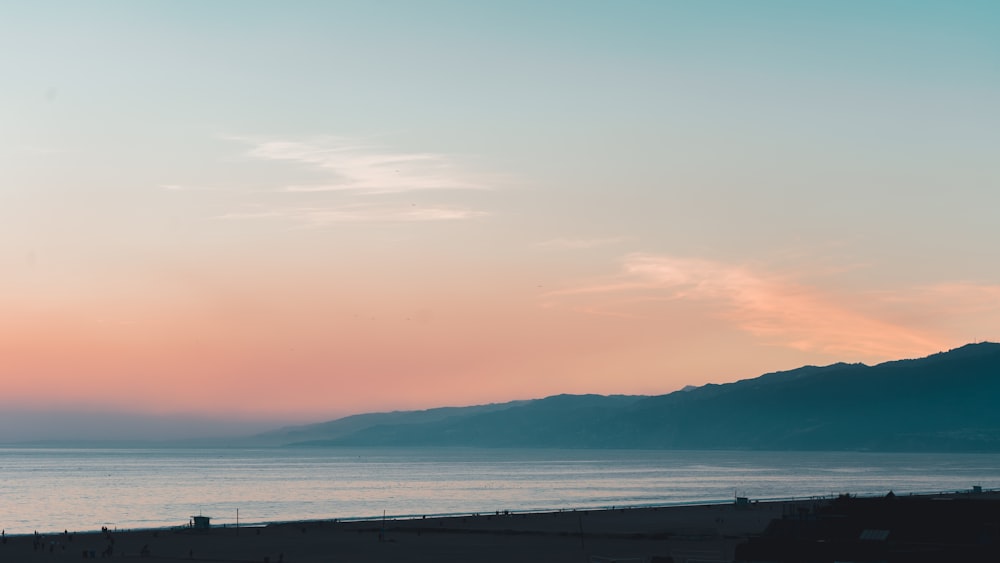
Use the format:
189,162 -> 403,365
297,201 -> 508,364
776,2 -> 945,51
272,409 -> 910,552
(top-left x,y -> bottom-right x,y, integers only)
255,342 -> 1000,452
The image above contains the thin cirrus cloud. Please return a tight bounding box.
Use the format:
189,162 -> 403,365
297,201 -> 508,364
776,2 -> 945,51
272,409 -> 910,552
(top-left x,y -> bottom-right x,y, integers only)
545,253 -> 984,361
159,184 -> 235,192
229,135 -> 486,194
217,203 -> 485,225
205,135 -> 490,225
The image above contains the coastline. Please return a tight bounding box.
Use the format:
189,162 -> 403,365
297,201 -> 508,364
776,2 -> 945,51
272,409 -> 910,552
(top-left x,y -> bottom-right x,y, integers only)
2,500 -> 784,562
6,490 -> 997,562
7,446 -> 999,538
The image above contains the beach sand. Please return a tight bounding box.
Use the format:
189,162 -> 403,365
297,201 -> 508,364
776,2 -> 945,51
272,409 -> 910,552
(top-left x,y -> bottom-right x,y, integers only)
1,500 -> 812,562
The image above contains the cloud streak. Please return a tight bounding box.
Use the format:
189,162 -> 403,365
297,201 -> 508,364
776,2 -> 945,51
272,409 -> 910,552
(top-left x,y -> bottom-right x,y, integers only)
159,184 -> 234,192
204,135 -> 491,224
218,203 -> 485,225
230,135 -> 485,194
547,253 -> 1000,360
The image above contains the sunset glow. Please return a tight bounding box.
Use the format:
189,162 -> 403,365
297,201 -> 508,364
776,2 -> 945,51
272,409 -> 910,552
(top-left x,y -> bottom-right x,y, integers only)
2,1 -> 998,426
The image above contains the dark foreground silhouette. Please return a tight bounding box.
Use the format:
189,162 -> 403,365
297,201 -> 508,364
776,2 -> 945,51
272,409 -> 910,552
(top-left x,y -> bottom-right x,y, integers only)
4,490 -> 997,562
738,491 -> 1000,562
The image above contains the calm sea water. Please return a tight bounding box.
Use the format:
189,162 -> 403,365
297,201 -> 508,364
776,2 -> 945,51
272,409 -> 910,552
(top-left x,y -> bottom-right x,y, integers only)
1,448 -> 998,535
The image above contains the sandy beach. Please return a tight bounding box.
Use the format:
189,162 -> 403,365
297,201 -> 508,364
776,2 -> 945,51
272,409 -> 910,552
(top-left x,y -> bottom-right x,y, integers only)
1,499 -> 805,563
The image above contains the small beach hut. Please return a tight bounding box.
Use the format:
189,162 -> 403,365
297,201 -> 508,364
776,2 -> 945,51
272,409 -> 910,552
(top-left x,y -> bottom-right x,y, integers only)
191,516 -> 211,529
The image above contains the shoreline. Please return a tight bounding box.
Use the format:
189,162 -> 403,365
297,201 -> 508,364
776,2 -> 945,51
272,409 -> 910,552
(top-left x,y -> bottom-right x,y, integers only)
2,500 -> 794,562
7,486 -> 993,538
6,447 -> 998,540
0,497 -> 848,538
5,490 -> 998,562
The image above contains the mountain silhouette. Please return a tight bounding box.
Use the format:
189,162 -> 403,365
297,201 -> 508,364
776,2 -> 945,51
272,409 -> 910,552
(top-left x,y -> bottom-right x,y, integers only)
263,343 -> 1000,452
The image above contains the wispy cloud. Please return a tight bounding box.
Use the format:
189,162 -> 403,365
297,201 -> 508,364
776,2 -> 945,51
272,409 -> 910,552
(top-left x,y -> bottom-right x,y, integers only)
545,253 -> 1000,360
159,184 -> 234,192
228,135 -> 485,194
536,236 -> 634,249
201,135 -> 491,224
217,203 -> 486,225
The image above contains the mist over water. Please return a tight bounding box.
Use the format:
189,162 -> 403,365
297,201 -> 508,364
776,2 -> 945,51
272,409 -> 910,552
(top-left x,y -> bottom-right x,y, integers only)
3,448 -> 999,535
0,411 -> 297,442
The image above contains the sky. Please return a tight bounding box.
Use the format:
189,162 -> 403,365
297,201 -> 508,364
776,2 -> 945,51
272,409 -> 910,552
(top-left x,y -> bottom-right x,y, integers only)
2,1 -> 999,431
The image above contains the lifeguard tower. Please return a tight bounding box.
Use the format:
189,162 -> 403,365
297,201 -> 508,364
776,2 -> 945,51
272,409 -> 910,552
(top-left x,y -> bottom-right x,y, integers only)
191,515 -> 211,529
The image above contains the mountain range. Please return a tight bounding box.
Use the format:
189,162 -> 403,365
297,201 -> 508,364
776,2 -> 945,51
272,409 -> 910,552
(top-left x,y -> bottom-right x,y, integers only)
259,342 -> 1000,452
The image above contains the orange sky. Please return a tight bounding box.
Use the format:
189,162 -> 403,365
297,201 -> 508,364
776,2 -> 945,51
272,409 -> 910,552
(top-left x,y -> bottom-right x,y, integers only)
3,241 -> 994,422
3,2 -> 999,425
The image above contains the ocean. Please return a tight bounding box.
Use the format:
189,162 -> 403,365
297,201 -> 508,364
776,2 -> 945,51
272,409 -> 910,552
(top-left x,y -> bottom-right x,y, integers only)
2,447 -> 998,535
